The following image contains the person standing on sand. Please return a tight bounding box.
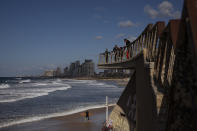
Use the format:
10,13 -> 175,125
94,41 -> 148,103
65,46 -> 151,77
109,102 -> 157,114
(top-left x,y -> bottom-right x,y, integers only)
85,110 -> 89,120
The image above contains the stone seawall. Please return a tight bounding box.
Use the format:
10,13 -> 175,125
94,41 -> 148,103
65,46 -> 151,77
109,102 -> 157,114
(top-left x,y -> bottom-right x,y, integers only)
108,53 -> 165,131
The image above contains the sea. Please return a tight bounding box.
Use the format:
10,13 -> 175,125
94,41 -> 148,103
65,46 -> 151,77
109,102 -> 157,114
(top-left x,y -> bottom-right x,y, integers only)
0,77 -> 124,129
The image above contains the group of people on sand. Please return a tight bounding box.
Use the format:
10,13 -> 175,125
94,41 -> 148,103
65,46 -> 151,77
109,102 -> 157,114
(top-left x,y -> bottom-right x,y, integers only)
104,39 -> 133,64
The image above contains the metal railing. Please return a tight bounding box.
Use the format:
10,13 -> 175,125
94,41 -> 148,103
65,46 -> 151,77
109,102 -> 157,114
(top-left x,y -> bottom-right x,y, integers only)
98,22 -> 165,65
98,18 -> 183,89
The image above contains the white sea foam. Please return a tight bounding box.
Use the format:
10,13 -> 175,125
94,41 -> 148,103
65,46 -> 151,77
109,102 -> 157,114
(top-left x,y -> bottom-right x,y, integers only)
65,79 -> 117,88
19,79 -> 31,84
87,82 -> 118,88
0,84 -> 72,103
0,84 -> 10,89
33,83 -> 48,86
56,79 -> 62,82
65,79 -> 97,84
52,81 -> 64,85
0,103 -> 116,129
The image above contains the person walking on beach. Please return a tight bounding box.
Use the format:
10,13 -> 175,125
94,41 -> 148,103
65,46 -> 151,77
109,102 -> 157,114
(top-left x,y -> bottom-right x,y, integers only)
85,110 -> 89,120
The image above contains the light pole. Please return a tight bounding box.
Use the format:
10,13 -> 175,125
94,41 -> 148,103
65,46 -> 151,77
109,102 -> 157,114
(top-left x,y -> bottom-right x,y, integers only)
106,96 -> 108,122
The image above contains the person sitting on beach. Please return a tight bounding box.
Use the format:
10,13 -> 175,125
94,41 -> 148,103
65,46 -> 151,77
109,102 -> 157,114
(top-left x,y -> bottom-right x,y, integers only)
85,110 -> 89,120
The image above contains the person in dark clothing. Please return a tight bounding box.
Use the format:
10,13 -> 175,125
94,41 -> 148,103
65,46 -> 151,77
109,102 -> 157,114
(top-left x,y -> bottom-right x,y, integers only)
85,110 -> 89,120
124,39 -> 131,59
105,49 -> 109,63
113,45 -> 119,62
119,47 -> 124,61
124,39 -> 131,47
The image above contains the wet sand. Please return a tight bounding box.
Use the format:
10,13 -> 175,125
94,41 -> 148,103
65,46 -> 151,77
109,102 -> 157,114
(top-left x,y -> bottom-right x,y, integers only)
0,106 -> 114,131
74,77 -> 130,86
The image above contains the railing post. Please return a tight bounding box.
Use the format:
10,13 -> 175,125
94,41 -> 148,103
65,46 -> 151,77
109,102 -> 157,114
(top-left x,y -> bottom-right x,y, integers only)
134,41 -> 137,56
145,32 -> 149,49
139,35 -> 143,51
151,29 -> 157,61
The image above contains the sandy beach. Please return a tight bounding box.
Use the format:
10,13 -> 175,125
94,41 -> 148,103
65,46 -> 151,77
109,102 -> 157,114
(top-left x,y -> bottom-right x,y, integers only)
0,106 -> 114,131
74,77 -> 130,87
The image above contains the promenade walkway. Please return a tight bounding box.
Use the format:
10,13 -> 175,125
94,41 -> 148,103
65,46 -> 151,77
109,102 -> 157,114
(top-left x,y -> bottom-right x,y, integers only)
98,0 -> 197,131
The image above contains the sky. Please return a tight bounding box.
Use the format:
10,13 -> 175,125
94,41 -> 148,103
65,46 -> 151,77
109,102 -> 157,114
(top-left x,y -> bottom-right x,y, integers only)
0,0 -> 184,77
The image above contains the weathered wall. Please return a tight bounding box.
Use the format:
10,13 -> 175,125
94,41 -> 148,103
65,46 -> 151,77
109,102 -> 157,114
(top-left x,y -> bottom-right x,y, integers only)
136,52 -> 157,131
109,105 -> 130,131
109,51 -> 162,131
109,70 -> 136,131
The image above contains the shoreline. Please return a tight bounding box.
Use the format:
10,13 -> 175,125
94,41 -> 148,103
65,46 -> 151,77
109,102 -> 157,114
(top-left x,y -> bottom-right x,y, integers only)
0,104 -> 115,130
0,105 -> 115,131
64,77 -> 130,87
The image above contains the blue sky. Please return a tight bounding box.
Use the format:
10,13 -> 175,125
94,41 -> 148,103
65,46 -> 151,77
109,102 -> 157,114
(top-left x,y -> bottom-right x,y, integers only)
0,0 -> 183,77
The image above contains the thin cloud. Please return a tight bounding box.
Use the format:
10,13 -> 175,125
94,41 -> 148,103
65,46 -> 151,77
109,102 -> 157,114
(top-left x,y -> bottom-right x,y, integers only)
114,34 -> 136,42
127,36 -> 137,42
144,1 -> 181,19
171,11 -> 181,19
95,36 -> 103,40
115,33 -> 126,39
144,5 -> 158,19
158,1 -> 181,18
118,20 -> 136,28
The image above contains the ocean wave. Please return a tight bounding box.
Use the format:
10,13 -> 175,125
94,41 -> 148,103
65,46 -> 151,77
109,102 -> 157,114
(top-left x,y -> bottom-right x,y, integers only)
87,82 -> 118,88
0,84 -> 72,103
32,83 -> 48,86
0,84 -> 10,89
65,79 -> 97,84
52,82 -> 64,85
55,79 -> 62,82
0,103 -> 115,129
19,79 -> 31,84
65,79 -> 117,88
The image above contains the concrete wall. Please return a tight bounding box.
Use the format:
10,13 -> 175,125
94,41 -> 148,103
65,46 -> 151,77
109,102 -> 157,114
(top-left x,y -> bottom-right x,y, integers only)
109,50 -> 160,131
135,52 -> 157,131
109,105 -> 130,131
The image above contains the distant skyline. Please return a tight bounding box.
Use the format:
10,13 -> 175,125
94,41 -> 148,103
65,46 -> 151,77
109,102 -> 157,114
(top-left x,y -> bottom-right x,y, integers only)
0,0 -> 183,77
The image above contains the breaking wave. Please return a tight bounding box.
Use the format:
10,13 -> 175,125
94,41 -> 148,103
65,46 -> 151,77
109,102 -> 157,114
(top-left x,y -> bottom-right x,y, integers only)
19,79 -> 31,84
0,84 -> 72,103
0,84 -> 10,89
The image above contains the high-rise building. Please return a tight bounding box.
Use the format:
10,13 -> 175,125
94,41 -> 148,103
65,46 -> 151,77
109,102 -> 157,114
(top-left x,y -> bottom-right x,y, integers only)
81,59 -> 95,77
55,67 -> 61,77
66,59 -> 95,77
43,70 -> 55,77
63,67 -> 70,77
69,61 -> 81,77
